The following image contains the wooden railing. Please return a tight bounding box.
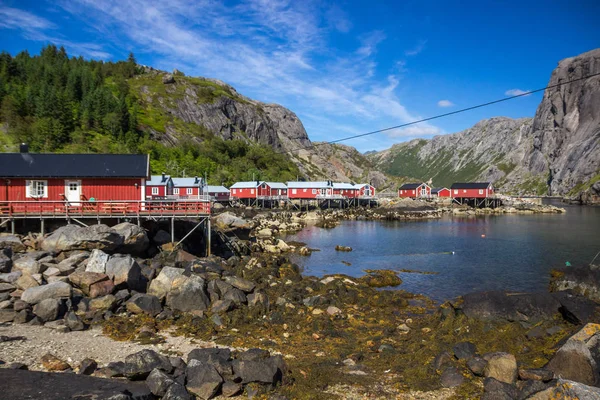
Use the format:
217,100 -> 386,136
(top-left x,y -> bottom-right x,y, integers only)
0,200 -> 211,218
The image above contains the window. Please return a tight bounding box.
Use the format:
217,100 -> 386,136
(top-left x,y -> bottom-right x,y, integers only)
479,189 -> 484,195
68,183 -> 78,191
174,188 -> 180,195
187,188 -> 193,195
303,189 -> 307,192
463,189 -> 467,193
27,180 -> 47,198
292,189 -> 297,194
454,190 -> 458,194
151,187 -> 159,195
412,190 -> 415,194
232,189 -> 236,194
312,189 -> 316,194
250,189 -> 254,194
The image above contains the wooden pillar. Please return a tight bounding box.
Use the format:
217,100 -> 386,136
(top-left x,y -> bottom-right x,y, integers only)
171,217 -> 175,243
11,219 -> 15,234
40,219 -> 45,236
207,217 -> 211,257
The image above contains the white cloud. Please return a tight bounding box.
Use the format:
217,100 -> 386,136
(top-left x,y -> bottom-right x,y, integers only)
505,88 -> 530,96
437,100 -> 454,107
405,39 -> 427,56
356,30 -> 386,57
0,6 -> 56,31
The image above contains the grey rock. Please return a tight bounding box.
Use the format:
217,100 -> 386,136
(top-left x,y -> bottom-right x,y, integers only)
13,256 -> 42,275
65,311 -> 85,331
432,351 -> 454,371
211,299 -> 234,313
482,377 -> 518,400
42,224 -> 123,252
123,349 -> 172,380
221,381 -> 242,397
78,358 -> 97,375
467,356 -> 488,377
0,282 -> 15,293
460,291 -> 560,323
113,223 -> 149,256
545,339 -> 597,386
222,287 -> 246,305
186,362 -> 223,400
21,281 -> 72,304
85,249 -> 110,274
105,254 -> 144,291
518,379 -> 552,399
484,352 -> 518,384
440,367 -> 465,388
238,348 -> 270,361
163,383 -> 193,400
32,298 -> 60,322
166,275 -> 209,312
232,359 -> 279,384
531,378 -> 600,399
57,252 -> 89,273
0,309 -> 15,323
0,234 -> 25,252
248,291 -> 269,308
126,294 -> 162,317
153,230 -> 171,246
148,267 -> 185,299
14,309 -> 32,324
145,368 -> 175,396
0,271 -> 22,284
0,248 -> 12,272
162,74 -> 175,84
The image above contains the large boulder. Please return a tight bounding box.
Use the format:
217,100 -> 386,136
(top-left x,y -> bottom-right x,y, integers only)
545,323 -> 600,386
148,267 -> 185,300
21,281 -> 72,304
459,291 -> 560,322
186,361 -> 223,400
483,352 -> 517,384
232,357 -> 283,384
529,379 -> 600,399
126,293 -> 162,316
550,264 -> 600,303
0,248 -> 12,273
41,225 -> 123,253
0,234 -> 25,253
68,270 -> 112,297
213,212 -> 252,231
85,249 -> 110,273
123,349 -> 172,380
166,275 -> 209,312
105,254 -> 144,291
32,298 -> 60,322
223,276 -> 255,293
13,256 -> 42,275
113,223 -> 149,255
145,368 -> 175,396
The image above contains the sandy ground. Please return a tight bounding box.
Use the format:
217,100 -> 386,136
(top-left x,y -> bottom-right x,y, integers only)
0,323 -> 217,371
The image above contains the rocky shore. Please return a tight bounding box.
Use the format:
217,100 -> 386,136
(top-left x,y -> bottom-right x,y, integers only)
0,218 -> 599,399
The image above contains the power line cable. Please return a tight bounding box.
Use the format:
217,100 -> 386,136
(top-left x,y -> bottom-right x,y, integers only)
278,71 -> 600,156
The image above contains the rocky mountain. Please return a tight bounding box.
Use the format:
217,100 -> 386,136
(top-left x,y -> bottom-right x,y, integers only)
369,48 -> 600,201
132,70 -> 397,188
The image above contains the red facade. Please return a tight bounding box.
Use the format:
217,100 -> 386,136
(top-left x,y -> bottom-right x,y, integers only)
1,178 -> 143,202
358,184 -> 375,198
451,185 -> 494,198
398,183 -> 431,198
435,188 -> 451,198
288,186 -> 333,199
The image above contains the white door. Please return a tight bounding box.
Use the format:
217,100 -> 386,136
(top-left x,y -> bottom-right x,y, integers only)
65,180 -> 81,205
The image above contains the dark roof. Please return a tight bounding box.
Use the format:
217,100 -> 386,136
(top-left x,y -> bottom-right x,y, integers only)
399,183 -> 426,190
450,182 -> 492,189
431,187 -> 449,194
0,153 -> 149,178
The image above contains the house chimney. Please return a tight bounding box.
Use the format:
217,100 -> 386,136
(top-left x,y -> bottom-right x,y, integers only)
194,176 -> 199,185
161,172 -> 166,182
19,143 -> 29,153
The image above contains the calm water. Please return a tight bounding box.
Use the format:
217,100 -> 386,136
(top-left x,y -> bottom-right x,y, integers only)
283,201 -> 600,302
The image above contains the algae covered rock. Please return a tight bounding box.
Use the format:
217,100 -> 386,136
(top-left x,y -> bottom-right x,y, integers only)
483,352 -> 517,384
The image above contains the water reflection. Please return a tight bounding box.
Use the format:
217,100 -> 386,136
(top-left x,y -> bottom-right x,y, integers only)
284,203 -> 600,302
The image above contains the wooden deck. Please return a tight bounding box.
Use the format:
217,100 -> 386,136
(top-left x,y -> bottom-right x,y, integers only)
0,200 -> 211,219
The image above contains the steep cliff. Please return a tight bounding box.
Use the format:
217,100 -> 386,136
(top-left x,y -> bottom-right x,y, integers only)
370,48 -> 600,199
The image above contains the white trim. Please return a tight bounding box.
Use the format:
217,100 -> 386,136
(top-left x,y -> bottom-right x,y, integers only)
140,178 -> 145,201
174,188 -> 180,195
152,187 -> 159,195
26,180 -> 48,198
187,188 -> 193,195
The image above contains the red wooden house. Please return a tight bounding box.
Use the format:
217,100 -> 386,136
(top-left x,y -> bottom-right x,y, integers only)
204,185 -> 230,202
356,183 -> 376,198
333,183 -> 357,198
431,187 -> 451,198
230,181 -> 266,199
398,183 -> 431,198
287,181 -> 334,199
172,177 -> 202,198
265,182 -> 288,198
0,150 -> 149,204
145,174 -> 173,199
450,182 -> 495,198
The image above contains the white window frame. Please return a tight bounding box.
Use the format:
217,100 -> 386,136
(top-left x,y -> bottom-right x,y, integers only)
463,189 -> 467,193
232,189 -> 236,194
151,187 -> 159,195
187,188 -> 193,195
454,190 -> 458,194
174,188 -> 180,195
479,189 -> 483,195
250,189 -> 254,194
292,189 -> 297,194
303,189 -> 307,193
312,189 -> 316,194
26,180 -> 48,198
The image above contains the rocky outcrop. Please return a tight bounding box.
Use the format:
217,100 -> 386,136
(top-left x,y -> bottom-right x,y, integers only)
370,48 -> 600,198
41,225 -> 123,253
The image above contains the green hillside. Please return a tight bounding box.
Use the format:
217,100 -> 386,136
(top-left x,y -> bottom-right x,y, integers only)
0,46 -> 299,185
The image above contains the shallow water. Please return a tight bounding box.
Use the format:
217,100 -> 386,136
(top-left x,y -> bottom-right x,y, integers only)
283,201 -> 600,302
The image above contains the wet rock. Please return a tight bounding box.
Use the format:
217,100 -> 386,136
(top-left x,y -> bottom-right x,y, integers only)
453,342 -> 477,360
467,356 -> 488,376
440,366 -> 465,388
146,368 -> 175,396
518,368 -> 553,382
126,293 -> 162,316
545,337 -> 597,386
0,234 -> 25,252
461,291 -> 560,322
65,311 -> 85,331
85,249 -> 110,274
21,281 -> 72,304
40,353 -> 70,371
482,377 -> 518,400
526,326 -> 545,339
186,362 -> 223,399
113,223 -> 149,256
484,352 -> 517,384
223,276 -> 255,293
41,224 -> 123,253
78,358 -> 98,375
32,298 -> 60,322
166,275 -> 209,312
148,267 -> 185,299
106,254 -> 144,291
123,349 -> 172,380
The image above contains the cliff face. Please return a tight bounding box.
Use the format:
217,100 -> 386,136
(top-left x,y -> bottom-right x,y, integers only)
131,71 -> 392,186
370,48 -> 600,200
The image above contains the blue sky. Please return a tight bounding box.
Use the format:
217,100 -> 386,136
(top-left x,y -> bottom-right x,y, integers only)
1,1 -> 599,152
